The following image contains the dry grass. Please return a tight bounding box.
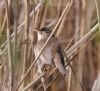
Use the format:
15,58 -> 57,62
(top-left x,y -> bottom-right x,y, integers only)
0,0 -> 100,91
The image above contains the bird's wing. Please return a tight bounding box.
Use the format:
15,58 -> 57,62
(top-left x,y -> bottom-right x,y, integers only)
53,53 -> 66,76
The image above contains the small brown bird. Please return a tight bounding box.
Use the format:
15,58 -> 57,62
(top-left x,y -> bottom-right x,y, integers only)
34,27 -> 66,89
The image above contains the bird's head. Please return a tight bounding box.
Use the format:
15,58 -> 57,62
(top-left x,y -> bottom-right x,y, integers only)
38,27 -> 52,40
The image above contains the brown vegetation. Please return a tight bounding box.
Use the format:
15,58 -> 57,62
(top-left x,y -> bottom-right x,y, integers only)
0,0 -> 100,91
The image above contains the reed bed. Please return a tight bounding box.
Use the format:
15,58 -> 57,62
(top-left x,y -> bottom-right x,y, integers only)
0,0 -> 100,91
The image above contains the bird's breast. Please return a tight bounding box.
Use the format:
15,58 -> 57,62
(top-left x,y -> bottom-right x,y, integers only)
34,38 -> 59,65
34,44 -> 53,65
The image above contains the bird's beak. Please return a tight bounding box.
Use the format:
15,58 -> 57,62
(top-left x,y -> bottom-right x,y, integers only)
33,29 -> 38,32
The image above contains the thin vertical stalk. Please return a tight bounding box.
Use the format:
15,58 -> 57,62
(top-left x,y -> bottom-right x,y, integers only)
12,0 -> 18,70
12,0 -> 19,90
5,0 -> 13,91
1,11 -> 7,33
22,0 -> 30,88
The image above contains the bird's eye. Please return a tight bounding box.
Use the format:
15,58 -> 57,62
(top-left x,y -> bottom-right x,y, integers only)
46,31 -> 50,33
41,32 -> 43,34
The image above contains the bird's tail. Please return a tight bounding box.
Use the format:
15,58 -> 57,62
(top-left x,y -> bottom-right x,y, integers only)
54,53 -> 66,76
